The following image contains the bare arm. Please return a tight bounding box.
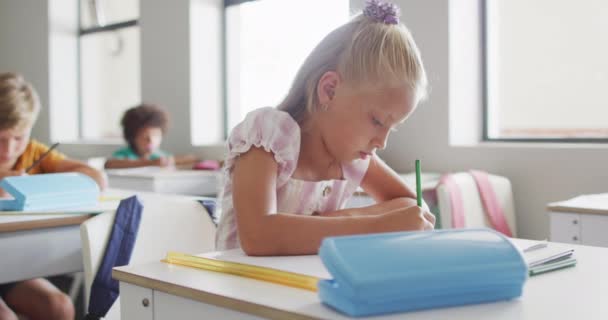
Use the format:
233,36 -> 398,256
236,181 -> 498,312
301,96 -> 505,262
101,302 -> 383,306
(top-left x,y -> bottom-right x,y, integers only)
55,159 -> 107,190
318,197 -> 419,217
174,154 -> 199,166
104,157 -> 171,169
232,147 -> 433,256
105,154 -> 198,169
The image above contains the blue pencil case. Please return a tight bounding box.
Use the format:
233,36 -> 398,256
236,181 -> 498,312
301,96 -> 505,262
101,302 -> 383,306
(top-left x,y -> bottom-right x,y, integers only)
318,228 -> 528,317
0,173 -> 100,211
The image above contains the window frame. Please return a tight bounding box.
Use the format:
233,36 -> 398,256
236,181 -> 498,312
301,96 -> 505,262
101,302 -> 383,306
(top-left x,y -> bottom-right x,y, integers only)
481,0 -> 608,144
222,1 -> 258,138
77,0 -> 139,141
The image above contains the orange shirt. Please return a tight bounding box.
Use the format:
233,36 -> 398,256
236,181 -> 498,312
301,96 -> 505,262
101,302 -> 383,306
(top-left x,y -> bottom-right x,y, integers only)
12,139 -> 66,174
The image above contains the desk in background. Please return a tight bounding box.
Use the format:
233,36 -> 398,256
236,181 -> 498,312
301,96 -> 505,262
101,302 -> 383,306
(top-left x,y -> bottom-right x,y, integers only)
548,193 -> 608,247
106,167 -> 220,196
113,239 -> 608,320
0,189 -> 130,284
0,188 -> 209,285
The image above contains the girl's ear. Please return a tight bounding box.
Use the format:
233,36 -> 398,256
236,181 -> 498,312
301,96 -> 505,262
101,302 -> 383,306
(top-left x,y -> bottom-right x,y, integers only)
316,71 -> 340,109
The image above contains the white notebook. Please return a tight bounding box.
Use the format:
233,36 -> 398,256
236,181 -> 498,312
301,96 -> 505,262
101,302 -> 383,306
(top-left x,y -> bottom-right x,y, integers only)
520,242 -> 576,276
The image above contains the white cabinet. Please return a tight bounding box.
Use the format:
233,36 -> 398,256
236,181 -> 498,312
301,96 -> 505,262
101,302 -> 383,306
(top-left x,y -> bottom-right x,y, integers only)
580,214 -> 608,247
548,194 -> 608,247
549,212 -> 581,244
119,279 -> 267,319
120,283 -> 154,320
154,291 -> 264,320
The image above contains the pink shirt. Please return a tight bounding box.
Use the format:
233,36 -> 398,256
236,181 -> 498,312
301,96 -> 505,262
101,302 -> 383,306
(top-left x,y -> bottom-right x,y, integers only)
215,107 -> 371,250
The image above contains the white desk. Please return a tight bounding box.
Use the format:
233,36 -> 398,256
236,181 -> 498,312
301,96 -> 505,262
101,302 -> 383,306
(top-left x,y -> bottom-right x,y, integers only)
0,189 -> 133,284
0,188 -> 195,284
0,213 -> 95,284
106,167 -> 220,196
548,193 -> 608,247
0,187 -> 218,286
113,239 -> 608,320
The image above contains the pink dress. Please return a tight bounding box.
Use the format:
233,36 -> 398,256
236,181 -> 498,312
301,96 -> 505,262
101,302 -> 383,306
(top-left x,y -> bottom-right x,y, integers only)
215,107 -> 370,250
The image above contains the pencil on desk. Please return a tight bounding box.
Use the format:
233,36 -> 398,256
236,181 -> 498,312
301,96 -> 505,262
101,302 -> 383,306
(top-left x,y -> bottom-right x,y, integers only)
415,159 -> 422,207
26,142 -> 60,173
522,240 -> 548,253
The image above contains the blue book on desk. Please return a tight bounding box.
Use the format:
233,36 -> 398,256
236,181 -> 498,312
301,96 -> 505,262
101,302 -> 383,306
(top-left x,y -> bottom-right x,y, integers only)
318,228 -> 528,317
0,173 -> 100,211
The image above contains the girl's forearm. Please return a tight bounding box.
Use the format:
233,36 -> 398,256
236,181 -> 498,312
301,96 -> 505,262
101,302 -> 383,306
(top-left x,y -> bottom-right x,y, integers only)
319,197 -> 417,217
239,213 -> 383,256
240,204 -> 432,256
174,154 -> 198,165
104,158 -> 157,169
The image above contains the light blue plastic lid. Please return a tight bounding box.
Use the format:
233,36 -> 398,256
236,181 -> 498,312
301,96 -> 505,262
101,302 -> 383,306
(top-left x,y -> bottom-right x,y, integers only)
318,228 -> 527,316
0,172 -> 100,211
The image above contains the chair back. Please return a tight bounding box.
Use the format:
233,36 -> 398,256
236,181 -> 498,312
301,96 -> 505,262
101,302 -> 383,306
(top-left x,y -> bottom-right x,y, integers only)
436,171 -> 517,237
80,194 -> 217,319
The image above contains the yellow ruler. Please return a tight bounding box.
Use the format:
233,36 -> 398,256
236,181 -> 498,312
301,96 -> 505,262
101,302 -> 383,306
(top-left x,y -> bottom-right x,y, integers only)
98,195 -> 124,202
162,251 -> 320,292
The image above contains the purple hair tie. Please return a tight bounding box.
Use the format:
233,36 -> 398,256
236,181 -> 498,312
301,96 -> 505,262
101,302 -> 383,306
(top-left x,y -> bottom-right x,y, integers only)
363,0 -> 400,25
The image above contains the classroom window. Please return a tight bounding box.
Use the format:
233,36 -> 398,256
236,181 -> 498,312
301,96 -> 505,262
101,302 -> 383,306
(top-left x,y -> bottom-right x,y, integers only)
79,0 -> 140,140
484,0 -> 608,142
224,0 -> 350,132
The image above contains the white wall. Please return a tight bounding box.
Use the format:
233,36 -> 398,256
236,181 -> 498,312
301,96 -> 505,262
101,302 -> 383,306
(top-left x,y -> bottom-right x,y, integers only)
0,0 -> 51,140
140,0 -> 193,154
0,0 -> 79,142
140,0 -> 224,153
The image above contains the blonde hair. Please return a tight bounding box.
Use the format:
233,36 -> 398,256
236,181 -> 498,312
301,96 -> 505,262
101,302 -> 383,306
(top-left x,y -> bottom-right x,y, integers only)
0,72 -> 41,130
278,13 -> 427,125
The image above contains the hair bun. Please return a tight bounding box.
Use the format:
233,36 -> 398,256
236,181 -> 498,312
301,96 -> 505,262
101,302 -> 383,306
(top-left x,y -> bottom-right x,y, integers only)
363,0 -> 400,25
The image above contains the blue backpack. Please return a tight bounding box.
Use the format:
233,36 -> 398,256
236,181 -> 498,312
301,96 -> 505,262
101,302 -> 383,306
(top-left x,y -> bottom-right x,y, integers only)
85,196 -> 142,320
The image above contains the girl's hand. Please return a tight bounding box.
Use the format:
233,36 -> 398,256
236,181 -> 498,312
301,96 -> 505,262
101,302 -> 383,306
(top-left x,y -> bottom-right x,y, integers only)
380,205 -> 435,231
421,208 -> 436,228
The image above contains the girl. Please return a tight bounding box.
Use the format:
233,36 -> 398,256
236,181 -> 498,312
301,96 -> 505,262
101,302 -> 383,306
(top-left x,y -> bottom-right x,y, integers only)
216,0 -> 435,255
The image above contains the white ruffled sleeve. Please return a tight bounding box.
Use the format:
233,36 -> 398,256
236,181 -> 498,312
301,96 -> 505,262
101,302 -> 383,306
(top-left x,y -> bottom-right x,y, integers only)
224,107 -> 300,187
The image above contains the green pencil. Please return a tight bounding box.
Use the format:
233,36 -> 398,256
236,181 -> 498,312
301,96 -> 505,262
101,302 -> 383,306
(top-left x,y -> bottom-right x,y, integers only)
415,159 -> 422,207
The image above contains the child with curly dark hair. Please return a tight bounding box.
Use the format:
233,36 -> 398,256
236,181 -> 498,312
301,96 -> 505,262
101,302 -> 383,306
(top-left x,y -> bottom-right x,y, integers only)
105,104 -> 197,169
